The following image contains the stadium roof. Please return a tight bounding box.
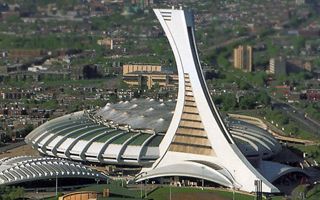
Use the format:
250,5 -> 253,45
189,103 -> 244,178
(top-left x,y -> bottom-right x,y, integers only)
95,98 -> 175,133
0,156 -> 108,186
25,98 -> 282,166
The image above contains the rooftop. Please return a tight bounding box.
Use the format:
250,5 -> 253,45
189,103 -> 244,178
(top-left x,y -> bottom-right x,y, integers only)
95,98 -> 176,133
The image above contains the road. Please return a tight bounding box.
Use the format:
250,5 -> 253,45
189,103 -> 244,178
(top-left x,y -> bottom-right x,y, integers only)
0,140 -> 26,154
272,102 -> 320,136
202,35 -> 252,53
231,73 -> 320,136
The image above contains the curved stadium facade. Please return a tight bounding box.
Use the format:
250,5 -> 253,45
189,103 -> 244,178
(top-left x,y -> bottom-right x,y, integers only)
26,99 -> 282,167
0,156 -> 108,186
24,8 -> 308,193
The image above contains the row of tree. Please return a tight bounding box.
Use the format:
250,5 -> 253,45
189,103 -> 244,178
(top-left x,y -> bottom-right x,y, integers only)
0,186 -> 24,200
213,91 -> 271,111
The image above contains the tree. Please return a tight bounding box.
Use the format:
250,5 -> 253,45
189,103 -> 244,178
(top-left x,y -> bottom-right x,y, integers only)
19,0 -> 37,16
238,80 -> 251,90
266,42 -> 280,57
151,82 -> 160,92
313,58 -> 320,69
293,36 -> 306,51
118,80 -> 129,90
213,96 -> 223,106
216,48 -> 231,68
248,71 -> 267,87
239,95 -> 256,110
272,111 -> 289,125
287,124 -> 299,136
257,91 -> 271,106
235,26 -> 248,36
0,186 -> 24,200
222,94 -> 237,111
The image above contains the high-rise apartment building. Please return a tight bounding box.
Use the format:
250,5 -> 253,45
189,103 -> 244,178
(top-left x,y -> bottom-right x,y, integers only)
296,0 -> 305,5
234,45 -> 253,72
269,57 -> 286,76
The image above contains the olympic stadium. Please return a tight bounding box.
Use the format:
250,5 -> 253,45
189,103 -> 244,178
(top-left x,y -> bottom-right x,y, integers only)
26,98 -> 282,166
24,98 -> 307,192
18,8 -> 310,193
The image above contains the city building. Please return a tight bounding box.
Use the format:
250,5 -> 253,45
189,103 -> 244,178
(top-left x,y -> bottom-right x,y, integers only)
314,69 -> 320,80
123,64 -> 162,75
306,89 -> 320,101
303,61 -> 312,72
287,59 -> 313,73
234,45 -> 253,72
97,37 -> 125,50
122,64 -> 178,89
273,85 -> 291,97
131,0 -> 154,8
269,57 -> 287,76
296,0 -> 305,5
116,89 -> 135,100
8,49 -> 47,59
24,8 -> 308,194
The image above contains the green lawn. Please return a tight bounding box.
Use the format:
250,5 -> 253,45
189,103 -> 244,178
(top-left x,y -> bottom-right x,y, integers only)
306,184 -> 320,200
42,183 -> 286,200
291,184 -> 320,200
233,108 -> 320,141
78,182 -> 141,199
148,186 -> 252,200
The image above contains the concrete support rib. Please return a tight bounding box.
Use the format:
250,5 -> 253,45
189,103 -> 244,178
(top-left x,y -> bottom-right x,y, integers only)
32,112 -> 89,147
138,134 -> 159,163
39,123 -> 89,152
78,129 -> 116,161
63,126 -> 107,158
114,132 -> 141,163
137,8 -> 280,193
51,124 -> 99,156
96,131 -> 128,163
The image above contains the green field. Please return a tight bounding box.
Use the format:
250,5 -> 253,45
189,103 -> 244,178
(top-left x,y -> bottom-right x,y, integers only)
42,182 -> 286,200
148,186 -> 255,200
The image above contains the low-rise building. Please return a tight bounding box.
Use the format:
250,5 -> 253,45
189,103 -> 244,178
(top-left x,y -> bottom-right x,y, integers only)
122,64 -> 178,90
273,85 -> 291,96
287,59 -> 313,73
306,89 -> 320,101
97,37 -> 125,50
117,89 -> 135,100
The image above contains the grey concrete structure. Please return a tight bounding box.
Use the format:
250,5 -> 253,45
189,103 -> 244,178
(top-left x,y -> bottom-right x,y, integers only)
0,156 -> 107,186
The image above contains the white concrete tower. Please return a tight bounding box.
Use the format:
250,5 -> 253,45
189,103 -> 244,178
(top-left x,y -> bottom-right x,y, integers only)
137,8 -> 279,193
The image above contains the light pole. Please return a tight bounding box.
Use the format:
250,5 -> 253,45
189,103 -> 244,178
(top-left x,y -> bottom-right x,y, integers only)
169,184 -> 172,200
121,169 -> 124,187
233,170 -> 235,200
201,166 -> 204,189
144,179 -> 148,198
140,180 -> 143,199
55,175 -> 58,197
140,172 -> 147,199
254,179 -> 262,200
